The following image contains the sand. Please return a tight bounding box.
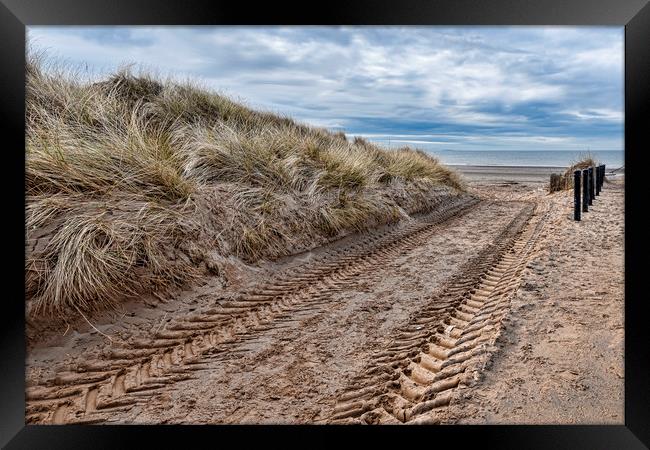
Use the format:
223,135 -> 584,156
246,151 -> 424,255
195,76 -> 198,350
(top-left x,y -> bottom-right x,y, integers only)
24,166 -> 624,425
451,169 -> 625,424
452,164 -> 567,183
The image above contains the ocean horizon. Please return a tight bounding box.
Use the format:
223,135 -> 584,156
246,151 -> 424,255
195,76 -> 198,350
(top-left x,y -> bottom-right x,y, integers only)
425,149 -> 624,168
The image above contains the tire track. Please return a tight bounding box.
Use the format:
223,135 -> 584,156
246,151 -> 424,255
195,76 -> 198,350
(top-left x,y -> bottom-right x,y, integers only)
328,200 -> 549,424
26,194 -> 480,425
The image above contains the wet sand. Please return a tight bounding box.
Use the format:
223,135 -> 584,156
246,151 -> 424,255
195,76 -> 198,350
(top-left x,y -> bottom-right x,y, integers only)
453,164 -> 625,184
452,165 -> 566,183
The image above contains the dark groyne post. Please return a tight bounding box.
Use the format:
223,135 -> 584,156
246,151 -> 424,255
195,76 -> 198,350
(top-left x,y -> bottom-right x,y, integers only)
595,165 -> 601,196
597,165 -> 601,190
550,173 -> 562,192
601,164 -> 606,190
582,169 -> 589,212
574,170 -> 581,221
588,167 -> 594,205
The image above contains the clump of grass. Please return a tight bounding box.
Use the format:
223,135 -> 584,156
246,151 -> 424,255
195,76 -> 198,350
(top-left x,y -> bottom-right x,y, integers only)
95,70 -> 164,106
26,51 -> 467,321
381,148 -> 465,189
549,153 -> 598,192
26,197 -> 199,317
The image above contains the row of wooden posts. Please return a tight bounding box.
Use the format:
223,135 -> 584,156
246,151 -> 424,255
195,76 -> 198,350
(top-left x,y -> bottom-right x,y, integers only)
574,164 -> 606,221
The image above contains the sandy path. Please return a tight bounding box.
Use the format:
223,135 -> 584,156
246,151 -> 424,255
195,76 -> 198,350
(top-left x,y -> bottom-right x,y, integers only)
450,179 -> 624,424
117,200 -> 526,424
25,175 -> 625,425
26,194 -> 530,424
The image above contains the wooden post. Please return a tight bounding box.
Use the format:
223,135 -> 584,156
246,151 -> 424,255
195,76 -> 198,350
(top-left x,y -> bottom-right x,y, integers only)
574,170 -> 581,221
582,169 -> 589,212
588,167 -> 594,205
600,164 -> 605,191
597,165 -> 601,190
550,173 -> 562,192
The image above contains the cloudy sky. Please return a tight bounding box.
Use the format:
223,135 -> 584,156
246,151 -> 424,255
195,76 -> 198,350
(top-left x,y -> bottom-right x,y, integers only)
28,26 -> 624,151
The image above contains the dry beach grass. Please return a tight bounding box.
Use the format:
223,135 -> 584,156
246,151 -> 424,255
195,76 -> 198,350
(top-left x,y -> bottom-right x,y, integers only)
549,154 -> 598,192
25,54 -> 465,320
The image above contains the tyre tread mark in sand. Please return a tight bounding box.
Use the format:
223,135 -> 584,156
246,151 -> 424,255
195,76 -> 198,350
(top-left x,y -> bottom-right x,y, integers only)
26,194 -> 480,424
329,200 -> 549,424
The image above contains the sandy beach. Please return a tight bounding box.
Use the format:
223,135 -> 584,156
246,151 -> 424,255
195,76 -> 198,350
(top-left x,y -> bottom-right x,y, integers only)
18,22 -> 630,434
452,166 -> 625,424
453,164 -> 624,182
452,165 -> 567,183
25,165 -> 624,425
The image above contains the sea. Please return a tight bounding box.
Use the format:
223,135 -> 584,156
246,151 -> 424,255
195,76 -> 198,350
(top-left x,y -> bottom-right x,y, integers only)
427,150 -> 624,168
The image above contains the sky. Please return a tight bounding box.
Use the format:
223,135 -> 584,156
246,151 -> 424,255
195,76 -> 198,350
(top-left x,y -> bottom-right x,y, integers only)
27,26 -> 624,152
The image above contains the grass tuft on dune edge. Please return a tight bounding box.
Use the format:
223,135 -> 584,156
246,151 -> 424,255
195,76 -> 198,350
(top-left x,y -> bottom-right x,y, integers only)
26,54 -> 467,320
549,153 -> 598,192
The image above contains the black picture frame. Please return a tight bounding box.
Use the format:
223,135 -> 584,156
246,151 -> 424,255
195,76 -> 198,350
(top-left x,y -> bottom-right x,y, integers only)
1,0 -> 648,448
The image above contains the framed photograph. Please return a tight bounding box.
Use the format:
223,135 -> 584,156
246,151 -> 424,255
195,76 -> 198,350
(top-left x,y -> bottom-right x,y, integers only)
1,0 -> 648,447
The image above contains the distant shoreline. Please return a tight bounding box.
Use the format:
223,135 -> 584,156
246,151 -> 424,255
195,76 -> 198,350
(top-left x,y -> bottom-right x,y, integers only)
434,150 -> 624,171
452,164 -> 624,182
447,164 -> 568,169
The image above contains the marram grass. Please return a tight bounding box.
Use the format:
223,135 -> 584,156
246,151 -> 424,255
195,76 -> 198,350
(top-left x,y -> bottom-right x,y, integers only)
26,54 -> 465,320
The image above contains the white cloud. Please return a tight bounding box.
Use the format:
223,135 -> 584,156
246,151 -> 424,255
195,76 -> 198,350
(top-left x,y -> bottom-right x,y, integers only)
564,108 -> 624,122
27,26 -> 624,151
